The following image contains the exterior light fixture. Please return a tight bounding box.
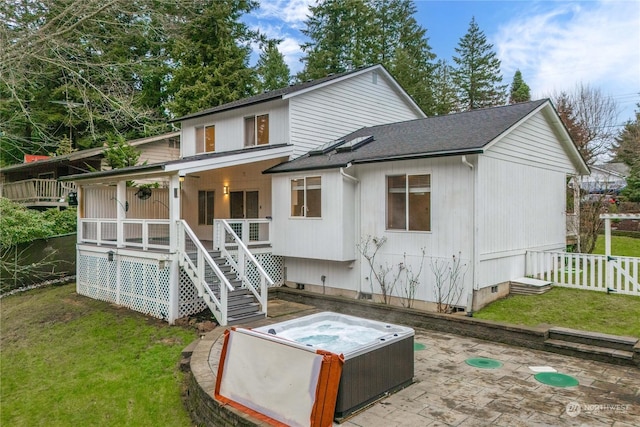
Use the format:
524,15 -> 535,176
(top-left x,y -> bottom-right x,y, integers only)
107,250 -> 115,262
223,185 -> 229,195
179,175 -> 185,183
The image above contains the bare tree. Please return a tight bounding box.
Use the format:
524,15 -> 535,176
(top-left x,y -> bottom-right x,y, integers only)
358,235 -> 403,304
432,254 -> 468,313
0,0 -> 193,163
551,83 -> 618,165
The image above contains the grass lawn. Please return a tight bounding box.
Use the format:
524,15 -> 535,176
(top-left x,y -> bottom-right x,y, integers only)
474,286 -> 640,338
593,234 -> 640,257
1,283 -> 198,427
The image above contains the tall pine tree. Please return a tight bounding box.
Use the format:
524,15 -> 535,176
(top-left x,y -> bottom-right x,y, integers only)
256,40 -> 291,92
300,0 -> 436,113
167,0 -> 261,117
432,60 -> 458,115
509,70 -> 531,104
452,17 -> 507,110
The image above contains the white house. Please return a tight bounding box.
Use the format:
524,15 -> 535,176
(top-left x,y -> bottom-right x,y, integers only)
64,65 -> 426,325
65,65 -> 589,325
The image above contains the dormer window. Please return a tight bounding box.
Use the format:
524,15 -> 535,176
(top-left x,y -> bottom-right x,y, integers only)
244,114 -> 269,147
195,125 -> 215,153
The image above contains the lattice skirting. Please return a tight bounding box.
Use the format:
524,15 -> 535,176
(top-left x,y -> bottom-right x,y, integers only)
77,250 -> 285,322
77,251 -> 171,321
178,269 -> 207,318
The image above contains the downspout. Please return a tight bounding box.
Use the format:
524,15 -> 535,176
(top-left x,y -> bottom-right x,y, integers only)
340,164 -> 361,295
461,156 -> 476,316
340,165 -> 359,184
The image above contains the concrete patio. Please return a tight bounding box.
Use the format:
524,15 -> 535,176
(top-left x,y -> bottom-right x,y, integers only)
185,299 -> 640,426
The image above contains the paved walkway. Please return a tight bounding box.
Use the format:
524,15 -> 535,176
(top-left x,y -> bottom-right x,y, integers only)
204,300 -> 640,427
342,329 -> 639,426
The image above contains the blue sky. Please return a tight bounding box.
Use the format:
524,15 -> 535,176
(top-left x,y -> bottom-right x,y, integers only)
244,0 -> 640,125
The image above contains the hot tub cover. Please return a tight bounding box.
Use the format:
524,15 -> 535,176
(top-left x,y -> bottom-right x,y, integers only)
215,327 -> 344,427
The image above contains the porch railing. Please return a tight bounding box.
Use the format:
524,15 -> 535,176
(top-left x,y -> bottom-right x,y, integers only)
178,220 -> 232,325
79,219 -> 170,250
214,219 -> 273,314
0,179 -> 76,205
214,218 -> 271,247
526,250 -> 640,296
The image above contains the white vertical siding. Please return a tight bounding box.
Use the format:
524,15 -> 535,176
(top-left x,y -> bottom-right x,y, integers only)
289,70 -> 424,157
484,111 -> 576,173
274,156 -> 475,302
271,171 -> 357,261
476,155 -> 568,287
181,100 -> 289,157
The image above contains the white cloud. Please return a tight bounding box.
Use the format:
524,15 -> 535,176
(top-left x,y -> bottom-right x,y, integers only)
494,0 -> 640,119
254,0 -> 313,28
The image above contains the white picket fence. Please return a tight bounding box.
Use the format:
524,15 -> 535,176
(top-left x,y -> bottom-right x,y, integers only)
526,250 -> 640,296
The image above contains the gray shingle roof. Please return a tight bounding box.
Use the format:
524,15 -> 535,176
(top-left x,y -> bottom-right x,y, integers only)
265,99 -> 549,174
170,65 -> 384,123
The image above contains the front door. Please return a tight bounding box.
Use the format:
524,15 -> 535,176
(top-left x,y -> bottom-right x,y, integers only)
230,191 -> 258,218
229,191 -> 259,240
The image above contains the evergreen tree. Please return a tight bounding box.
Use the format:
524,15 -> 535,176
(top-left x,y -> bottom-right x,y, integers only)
452,17 -> 507,110
168,0 -> 261,117
299,0 -> 375,80
299,0 -> 436,113
256,40 -> 291,92
509,70 -> 531,104
614,104 -> 640,201
432,60 -> 458,115
612,104 -> 640,168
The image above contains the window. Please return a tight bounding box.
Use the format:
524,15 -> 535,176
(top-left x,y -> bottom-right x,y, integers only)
291,176 -> 321,218
195,125 -> 215,153
387,174 -> 430,231
198,190 -> 215,225
244,114 -> 269,146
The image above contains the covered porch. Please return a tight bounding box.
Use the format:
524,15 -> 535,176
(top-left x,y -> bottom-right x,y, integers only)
67,146 -> 290,325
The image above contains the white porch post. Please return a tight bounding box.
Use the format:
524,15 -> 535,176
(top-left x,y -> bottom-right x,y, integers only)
116,180 -> 126,248
168,174 -> 181,324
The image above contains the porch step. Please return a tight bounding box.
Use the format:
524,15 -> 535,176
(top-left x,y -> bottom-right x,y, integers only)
227,311 -> 267,325
544,327 -> 638,366
228,302 -> 261,317
510,277 -> 552,295
548,327 -> 638,352
544,339 -> 634,362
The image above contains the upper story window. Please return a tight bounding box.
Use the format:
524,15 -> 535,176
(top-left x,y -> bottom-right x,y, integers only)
244,114 -> 269,147
195,125 -> 215,153
291,176 -> 321,218
387,174 -> 431,231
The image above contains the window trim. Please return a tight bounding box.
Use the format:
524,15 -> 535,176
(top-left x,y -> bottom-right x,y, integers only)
290,176 -> 322,218
195,124 -> 215,153
386,173 -> 431,232
244,114 -> 269,147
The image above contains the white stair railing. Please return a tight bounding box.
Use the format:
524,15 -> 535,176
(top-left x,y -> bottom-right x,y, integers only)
178,220 -> 234,325
214,219 -> 274,317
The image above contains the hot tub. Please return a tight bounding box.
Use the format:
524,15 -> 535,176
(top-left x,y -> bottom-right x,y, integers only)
254,312 -> 414,419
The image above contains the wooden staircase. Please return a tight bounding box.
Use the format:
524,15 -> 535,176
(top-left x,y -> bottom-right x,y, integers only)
207,250 -> 266,325
180,248 -> 266,326
545,327 -> 639,366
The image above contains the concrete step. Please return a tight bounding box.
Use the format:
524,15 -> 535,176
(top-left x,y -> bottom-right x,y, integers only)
545,339 -> 634,362
548,327 -> 638,352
